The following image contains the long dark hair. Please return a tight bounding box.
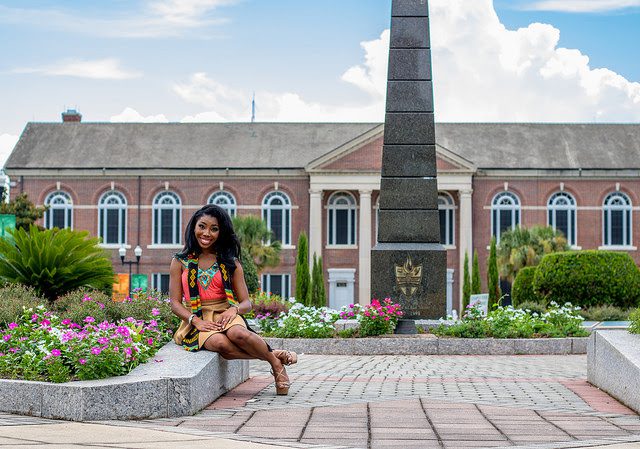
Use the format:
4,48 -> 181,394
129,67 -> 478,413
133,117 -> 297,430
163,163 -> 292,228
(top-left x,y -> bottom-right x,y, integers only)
176,205 -> 241,273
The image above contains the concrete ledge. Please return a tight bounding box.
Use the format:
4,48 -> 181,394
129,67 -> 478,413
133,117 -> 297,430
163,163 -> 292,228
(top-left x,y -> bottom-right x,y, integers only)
0,342 -> 249,421
588,330 -> 640,414
265,336 -> 587,355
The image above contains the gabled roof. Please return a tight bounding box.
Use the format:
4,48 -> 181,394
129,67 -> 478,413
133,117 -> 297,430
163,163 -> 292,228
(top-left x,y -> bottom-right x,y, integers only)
5,122 -> 380,170
435,123 -> 640,170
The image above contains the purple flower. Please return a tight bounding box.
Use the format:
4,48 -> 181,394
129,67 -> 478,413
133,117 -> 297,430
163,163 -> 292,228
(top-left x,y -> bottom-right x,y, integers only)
50,349 -> 61,357
82,296 -> 92,302
90,346 -> 101,355
8,322 -> 18,330
8,347 -> 19,353
97,337 -> 109,345
61,319 -> 71,326
2,334 -> 11,342
40,319 -> 51,326
78,358 -> 87,365
124,347 -> 132,356
31,314 -> 39,322
116,326 -> 130,337
84,316 -> 95,323
19,336 -> 28,342
151,308 -> 160,316
98,321 -> 110,330
97,302 -> 105,310
149,320 -> 158,328
147,338 -> 154,345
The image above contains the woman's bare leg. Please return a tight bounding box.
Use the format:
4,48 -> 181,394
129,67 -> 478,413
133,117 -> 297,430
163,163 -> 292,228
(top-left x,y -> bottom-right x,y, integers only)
225,326 -> 284,370
203,333 -> 253,360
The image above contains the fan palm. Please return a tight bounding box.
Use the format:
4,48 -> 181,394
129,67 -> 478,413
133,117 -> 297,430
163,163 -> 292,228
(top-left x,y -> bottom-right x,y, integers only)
232,215 -> 282,271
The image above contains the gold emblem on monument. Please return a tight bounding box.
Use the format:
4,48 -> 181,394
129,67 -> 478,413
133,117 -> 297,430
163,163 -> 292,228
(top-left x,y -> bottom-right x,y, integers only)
395,256 -> 422,296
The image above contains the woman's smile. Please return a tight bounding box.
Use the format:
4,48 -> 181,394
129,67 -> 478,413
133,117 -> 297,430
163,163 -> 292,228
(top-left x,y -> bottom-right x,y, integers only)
195,215 -> 220,249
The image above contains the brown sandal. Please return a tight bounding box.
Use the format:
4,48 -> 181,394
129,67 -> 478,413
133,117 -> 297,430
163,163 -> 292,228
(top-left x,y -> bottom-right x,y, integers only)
271,366 -> 290,395
274,349 -> 298,366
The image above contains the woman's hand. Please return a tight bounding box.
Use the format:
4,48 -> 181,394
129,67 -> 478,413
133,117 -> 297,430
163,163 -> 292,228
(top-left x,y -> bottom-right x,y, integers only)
213,307 -> 239,330
193,317 -> 218,332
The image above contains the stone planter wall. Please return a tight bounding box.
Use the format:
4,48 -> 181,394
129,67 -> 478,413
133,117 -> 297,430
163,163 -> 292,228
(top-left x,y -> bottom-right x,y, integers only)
0,342 -> 249,421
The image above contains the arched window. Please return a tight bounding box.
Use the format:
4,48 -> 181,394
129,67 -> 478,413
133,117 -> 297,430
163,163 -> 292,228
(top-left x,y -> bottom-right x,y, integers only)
44,191 -> 73,230
547,192 -> 577,246
438,193 -> 455,246
98,191 -> 127,245
262,191 -> 291,245
208,191 -> 237,217
153,191 -> 181,245
327,192 -> 357,246
603,192 -> 632,246
491,192 -> 520,244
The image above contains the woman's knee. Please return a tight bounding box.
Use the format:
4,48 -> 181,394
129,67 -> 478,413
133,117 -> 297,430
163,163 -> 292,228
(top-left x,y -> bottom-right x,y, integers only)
203,334 -> 231,353
226,326 -> 251,345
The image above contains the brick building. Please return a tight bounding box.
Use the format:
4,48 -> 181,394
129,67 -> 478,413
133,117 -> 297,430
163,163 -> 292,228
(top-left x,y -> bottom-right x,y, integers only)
4,113 -> 640,313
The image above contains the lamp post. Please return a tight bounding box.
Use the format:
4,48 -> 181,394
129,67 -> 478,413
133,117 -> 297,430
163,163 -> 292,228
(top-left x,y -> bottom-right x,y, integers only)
119,245 -> 142,295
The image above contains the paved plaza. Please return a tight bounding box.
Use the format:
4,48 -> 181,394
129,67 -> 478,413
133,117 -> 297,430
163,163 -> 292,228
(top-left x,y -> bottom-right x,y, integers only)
1,354 -> 640,448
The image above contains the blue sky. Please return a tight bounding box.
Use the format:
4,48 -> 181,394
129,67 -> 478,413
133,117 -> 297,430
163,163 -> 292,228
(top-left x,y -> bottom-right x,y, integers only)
2,0 -> 640,165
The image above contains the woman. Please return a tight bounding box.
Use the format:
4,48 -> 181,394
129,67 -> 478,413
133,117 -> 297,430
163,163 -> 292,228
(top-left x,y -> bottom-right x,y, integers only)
170,204 -> 296,395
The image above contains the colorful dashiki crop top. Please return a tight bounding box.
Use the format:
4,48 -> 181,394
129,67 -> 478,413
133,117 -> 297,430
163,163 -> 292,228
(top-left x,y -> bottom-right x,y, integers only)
178,258 -> 226,301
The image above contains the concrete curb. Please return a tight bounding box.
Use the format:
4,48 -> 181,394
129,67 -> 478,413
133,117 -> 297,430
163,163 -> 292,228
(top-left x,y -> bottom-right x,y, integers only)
588,329 -> 640,414
265,336 -> 588,355
0,342 -> 249,421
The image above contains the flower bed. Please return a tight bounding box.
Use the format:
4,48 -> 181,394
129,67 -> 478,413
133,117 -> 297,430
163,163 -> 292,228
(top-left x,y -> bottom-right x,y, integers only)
0,301 -> 172,383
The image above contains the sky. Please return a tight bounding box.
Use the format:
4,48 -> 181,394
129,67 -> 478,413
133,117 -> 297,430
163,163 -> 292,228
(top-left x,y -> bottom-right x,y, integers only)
1,0 -> 640,167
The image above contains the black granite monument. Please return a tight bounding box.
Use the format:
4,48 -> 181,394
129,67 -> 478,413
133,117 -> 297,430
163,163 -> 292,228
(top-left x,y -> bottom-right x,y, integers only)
371,0 -> 446,327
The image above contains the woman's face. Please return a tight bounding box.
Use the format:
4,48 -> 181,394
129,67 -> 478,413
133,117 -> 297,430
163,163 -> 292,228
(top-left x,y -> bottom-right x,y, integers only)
194,214 -> 220,251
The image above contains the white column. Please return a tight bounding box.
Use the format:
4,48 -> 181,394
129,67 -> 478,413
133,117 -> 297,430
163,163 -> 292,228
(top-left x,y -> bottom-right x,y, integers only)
308,189 -> 323,264
458,189 -> 473,313
358,189 -> 372,305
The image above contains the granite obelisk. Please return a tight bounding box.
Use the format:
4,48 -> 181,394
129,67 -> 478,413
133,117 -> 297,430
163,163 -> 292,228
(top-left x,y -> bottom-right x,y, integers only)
371,0 -> 446,324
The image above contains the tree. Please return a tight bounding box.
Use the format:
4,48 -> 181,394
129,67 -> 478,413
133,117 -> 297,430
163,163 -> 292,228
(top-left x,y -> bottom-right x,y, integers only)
487,236 -> 501,310
462,251 -> 471,310
295,232 -> 311,305
310,253 -> 326,308
232,215 -> 282,271
0,192 -> 46,230
240,250 -> 259,294
497,225 -> 569,282
0,226 -> 114,302
471,250 -> 481,295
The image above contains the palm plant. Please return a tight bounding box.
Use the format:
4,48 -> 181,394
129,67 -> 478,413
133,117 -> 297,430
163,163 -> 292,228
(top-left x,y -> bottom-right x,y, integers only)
0,225 -> 115,302
497,225 -> 569,282
232,215 -> 282,271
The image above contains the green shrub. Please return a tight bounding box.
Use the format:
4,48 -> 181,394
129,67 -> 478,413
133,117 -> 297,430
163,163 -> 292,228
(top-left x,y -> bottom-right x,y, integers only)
0,226 -> 115,302
629,308 -> 640,334
580,305 -> 631,322
515,300 -> 547,316
0,284 -> 45,327
240,251 -> 260,295
534,250 -> 640,309
54,289 -> 110,324
337,328 -> 358,338
487,237 -> 501,310
511,266 -> 540,307
295,232 -> 311,305
249,291 -> 290,320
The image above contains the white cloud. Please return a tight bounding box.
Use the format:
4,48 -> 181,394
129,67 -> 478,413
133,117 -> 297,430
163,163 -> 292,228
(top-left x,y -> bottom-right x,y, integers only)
524,0 -> 640,12
110,107 -> 168,122
14,58 -> 141,80
0,134 -> 19,167
173,0 -> 640,123
0,1 -> 237,39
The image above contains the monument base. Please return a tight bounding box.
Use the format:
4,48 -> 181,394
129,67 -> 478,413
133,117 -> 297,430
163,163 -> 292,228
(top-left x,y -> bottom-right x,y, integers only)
371,243 -> 447,319
394,319 -> 418,335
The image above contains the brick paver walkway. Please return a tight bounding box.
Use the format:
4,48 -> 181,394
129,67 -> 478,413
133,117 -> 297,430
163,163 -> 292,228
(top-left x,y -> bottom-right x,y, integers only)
136,354 -> 640,449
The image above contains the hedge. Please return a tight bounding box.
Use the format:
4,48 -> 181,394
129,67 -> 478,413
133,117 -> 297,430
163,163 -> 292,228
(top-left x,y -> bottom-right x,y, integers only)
533,250 -> 640,309
511,266 -> 540,307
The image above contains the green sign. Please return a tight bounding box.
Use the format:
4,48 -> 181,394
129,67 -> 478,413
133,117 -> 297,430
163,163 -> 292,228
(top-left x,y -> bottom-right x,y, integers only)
0,214 -> 16,238
131,274 -> 148,292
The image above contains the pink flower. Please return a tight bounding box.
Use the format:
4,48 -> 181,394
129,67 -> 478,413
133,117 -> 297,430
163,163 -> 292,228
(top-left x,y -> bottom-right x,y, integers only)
147,338 -> 154,345
97,302 -> 105,310
79,358 -> 87,365
90,347 -> 101,355
84,316 -> 95,323
31,314 -> 39,322
116,326 -> 130,336
61,319 -> 71,326
151,308 -> 160,316
40,319 -> 51,326
19,337 -> 28,342
149,320 -> 158,328
8,347 -> 19,353
50,349 -> 61,357
124,347 -> 132,356
97,337 -> 109,345
8,322 -> 18,330
2,334 -> 11,342
82,296 -> 92,302
349,304 -> 355,308
384,316 -> 390,321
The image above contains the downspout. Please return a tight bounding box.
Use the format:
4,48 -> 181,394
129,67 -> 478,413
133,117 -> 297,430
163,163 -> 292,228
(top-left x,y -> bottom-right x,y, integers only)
137,175 -> 141,274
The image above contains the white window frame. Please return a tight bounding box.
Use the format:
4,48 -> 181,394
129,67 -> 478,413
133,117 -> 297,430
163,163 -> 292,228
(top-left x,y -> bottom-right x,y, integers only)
602,192 -> 632,247
491,191 -> 521,244
44,190 -> 73,230
261,273 -> 291,299
152,273 -> 171,294
262,191 -> 291,245
327,192 -> 357,246
438,192 -> 455,246
548,192 -> 577,247
208,191 -> 237,217
98,191 -> 127,245
152,191 -> 182,245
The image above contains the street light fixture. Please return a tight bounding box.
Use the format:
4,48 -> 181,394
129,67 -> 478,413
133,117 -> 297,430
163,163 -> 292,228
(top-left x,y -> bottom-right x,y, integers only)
119,245 -> 142,295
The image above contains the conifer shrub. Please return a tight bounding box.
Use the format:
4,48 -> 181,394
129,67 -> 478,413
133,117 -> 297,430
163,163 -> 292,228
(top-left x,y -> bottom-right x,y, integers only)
533,250 -> 640,309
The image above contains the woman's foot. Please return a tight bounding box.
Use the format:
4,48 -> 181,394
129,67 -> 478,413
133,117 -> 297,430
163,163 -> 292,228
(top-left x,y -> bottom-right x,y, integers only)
274,350 -> 298,366
271,366 -> 290,395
